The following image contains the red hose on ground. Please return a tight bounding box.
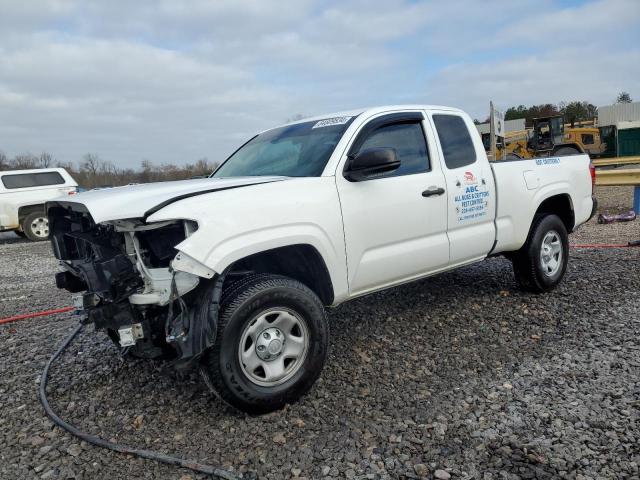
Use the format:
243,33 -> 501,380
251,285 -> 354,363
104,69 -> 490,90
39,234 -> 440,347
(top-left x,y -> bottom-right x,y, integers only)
2,240 -> 638,325
571,243 -> 639,248
0,306 -> 74,325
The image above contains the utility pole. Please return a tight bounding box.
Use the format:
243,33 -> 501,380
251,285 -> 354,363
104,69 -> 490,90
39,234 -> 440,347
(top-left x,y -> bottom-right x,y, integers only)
489,101 -> 496,161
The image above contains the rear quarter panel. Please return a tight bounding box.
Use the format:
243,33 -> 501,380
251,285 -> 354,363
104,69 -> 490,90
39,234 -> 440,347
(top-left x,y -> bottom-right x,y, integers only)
491,155 -> 593,253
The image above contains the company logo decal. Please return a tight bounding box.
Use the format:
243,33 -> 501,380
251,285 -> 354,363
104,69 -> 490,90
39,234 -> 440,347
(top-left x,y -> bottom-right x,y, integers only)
463,171 -> 477,185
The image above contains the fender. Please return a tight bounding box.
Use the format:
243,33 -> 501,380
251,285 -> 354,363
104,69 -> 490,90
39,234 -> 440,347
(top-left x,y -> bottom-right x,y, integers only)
511,184 -> 574,249
147,177 -> 350,304
531,181 -> 573,216
17,201 -> 47,214
173,223 -> 348,304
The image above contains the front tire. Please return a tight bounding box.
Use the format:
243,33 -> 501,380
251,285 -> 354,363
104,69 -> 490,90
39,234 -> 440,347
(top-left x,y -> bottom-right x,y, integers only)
201,274 -> 329,414
22,212 -> 50,241
512,214 -> 569,292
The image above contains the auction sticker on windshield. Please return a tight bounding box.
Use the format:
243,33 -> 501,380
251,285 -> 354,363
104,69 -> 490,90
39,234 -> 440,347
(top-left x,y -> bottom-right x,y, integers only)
312,116 -> 352,129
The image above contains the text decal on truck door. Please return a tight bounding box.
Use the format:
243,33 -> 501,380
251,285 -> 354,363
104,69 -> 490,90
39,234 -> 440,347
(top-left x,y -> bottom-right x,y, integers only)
454,178 -> 490,222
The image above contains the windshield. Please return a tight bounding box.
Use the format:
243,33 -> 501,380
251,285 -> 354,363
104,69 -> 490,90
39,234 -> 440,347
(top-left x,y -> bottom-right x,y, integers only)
212,116 -> 356,178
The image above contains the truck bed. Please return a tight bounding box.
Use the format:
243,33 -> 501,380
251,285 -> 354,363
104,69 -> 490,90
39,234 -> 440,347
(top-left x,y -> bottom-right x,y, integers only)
490,154 -> 594,253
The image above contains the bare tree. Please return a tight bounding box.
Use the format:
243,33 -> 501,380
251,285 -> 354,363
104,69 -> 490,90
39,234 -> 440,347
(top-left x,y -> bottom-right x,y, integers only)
0,151 -> 8,170
39,151 -> 54,168
81,153 -> 101,177
12,153 -> 38,169
192,157 -> 217,177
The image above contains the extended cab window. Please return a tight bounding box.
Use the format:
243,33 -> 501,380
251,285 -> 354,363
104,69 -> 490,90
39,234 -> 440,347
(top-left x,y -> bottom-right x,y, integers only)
355,122 -> 429,177
433,114 -> 476,169
1,171 -> 65,189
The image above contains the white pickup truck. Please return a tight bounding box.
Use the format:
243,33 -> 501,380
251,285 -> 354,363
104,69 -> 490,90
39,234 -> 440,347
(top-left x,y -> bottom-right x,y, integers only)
48,105 -> 596,413
0,168 -> 78,241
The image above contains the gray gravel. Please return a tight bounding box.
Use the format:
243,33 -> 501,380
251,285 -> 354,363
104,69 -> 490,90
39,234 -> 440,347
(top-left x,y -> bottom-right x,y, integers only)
571,186 -> 640,245
1,216 -> 639,479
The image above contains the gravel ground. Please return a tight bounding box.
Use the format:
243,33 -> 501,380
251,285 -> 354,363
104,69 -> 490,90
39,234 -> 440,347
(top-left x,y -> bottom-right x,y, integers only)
1,195 -> 639,480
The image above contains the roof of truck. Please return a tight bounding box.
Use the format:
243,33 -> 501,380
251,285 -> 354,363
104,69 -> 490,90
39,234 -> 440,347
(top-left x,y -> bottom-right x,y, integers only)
265,104 -> 464,132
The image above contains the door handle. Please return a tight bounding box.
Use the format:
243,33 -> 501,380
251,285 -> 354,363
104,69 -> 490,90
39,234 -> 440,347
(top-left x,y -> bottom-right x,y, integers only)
422,187 -> 445,197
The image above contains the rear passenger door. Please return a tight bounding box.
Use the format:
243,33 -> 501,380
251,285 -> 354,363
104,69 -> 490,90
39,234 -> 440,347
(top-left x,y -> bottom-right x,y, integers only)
429,112 -> 496,263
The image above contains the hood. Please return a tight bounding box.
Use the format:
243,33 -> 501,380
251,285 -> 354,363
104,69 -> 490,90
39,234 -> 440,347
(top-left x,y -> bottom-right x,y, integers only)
49,176 -> 286,223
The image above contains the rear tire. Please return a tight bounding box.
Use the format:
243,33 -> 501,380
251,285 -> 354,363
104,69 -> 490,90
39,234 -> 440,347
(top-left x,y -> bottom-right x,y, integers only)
553,146 -> 580,156
512,214 -> 569,292
201,274 -> 329,414
22,212 -> 50,241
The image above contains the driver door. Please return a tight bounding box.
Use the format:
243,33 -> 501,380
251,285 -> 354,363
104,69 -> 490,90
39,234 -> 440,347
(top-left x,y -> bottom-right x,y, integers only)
335,112 -> 450,296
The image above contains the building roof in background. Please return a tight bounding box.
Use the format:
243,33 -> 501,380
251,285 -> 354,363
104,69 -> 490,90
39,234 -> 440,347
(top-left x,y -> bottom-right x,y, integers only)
597,102 -> 640,127
476,118 -> 526,135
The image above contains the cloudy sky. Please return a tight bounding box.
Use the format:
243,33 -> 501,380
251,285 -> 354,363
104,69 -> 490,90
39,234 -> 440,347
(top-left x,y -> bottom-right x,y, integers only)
0,0 -> 638,167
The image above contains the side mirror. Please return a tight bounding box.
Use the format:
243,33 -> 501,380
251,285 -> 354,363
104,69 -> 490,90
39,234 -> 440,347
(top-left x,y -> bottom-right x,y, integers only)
344,147 -> 400,182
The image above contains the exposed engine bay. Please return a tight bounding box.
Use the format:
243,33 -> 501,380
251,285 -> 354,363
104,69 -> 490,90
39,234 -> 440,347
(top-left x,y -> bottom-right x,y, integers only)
48,203 -> 219,367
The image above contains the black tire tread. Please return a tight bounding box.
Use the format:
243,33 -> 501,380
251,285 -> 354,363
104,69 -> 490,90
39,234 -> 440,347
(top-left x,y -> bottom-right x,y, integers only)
201,274 -> 328,414
22,211 -> 49,242
219,273 -> 277,307
512,213 -> 568,293
553,146 -> 580,156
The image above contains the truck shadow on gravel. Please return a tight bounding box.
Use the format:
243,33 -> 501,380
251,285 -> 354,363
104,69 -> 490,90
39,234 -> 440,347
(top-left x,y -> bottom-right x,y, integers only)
44,251 -> 639,478
0,231 -> 29,244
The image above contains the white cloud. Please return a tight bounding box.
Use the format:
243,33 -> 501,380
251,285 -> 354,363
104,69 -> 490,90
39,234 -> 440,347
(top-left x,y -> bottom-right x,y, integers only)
425,47 -> 640,119
0,0 -> 637,166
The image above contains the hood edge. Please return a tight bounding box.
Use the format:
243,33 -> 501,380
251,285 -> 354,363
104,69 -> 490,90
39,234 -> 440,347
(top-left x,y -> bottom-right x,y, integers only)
142,178 -> 286,221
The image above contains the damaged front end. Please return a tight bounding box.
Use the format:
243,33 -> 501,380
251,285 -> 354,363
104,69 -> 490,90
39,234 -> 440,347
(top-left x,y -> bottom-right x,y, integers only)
48,202 -> 220,368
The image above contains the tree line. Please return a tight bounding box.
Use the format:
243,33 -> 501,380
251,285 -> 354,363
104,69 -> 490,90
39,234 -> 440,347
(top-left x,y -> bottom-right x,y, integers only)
2,92 -> 634,187
480,91 -> 634,127
504,101 -> 598,127
0,151 -> 219,189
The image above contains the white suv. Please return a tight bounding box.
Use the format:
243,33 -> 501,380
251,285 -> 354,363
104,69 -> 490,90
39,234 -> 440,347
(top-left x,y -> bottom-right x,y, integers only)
0,168 -> 78,241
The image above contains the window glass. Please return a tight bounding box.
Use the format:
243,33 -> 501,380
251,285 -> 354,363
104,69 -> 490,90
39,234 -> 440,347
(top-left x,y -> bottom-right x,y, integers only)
213,117 -> 355,178
433,115 -> 477,169
1,171 -> 65,189
581,133 -> 594,145
357,122 -> 429,176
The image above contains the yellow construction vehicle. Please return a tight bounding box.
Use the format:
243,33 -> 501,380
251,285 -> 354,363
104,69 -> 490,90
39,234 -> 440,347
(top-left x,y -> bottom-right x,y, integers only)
563,125 -> 605,157
486,115 -> 606,160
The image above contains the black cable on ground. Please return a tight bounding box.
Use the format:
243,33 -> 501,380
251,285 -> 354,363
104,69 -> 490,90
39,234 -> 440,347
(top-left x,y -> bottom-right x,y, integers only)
39,322 -> 246,480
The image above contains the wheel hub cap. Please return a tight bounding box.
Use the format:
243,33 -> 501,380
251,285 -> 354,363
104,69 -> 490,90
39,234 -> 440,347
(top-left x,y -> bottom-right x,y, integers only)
238,308 -> 309,387
31,217 -> 49,238
256,327 -> 285,360
540,230 -> 562,277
